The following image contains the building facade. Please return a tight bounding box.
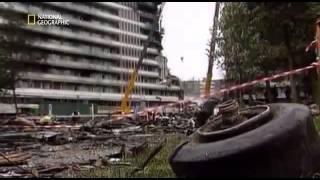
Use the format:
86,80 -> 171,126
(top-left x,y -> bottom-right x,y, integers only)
156,55 -> 169,81
0,2 -> 182,114
182,79 -> 225,99
182,80 -> 201,98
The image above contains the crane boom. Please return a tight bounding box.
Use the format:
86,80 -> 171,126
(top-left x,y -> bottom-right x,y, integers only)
204,2 -> 221,97
120,3 -> 165,114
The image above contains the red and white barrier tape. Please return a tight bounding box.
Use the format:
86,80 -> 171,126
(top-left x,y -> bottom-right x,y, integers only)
8,62 -> 318,127
108,62 -> 320,122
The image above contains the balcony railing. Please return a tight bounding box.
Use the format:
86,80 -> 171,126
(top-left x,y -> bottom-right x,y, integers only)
20,72 -> 181,91
28,41 -> 159,67
42,2 -> 150,29
14,88 -> 180,102
24,58 -> 159,78
4,2 -> 151,41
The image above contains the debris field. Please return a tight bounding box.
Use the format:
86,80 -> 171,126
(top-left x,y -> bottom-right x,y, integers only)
0,102 -> 199,178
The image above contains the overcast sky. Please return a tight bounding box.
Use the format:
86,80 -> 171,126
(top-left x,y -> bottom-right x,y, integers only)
162,2 -> 224,81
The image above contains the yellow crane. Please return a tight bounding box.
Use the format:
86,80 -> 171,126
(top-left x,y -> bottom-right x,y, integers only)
120,3 -> 165,114
204,2 -> 221,97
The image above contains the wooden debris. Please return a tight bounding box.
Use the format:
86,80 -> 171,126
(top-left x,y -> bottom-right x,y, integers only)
0,152 -> 31,166
0,152 -> 36,177
130,139 -> 166,176
38,166 -> 67,174
13,117 -> 36,127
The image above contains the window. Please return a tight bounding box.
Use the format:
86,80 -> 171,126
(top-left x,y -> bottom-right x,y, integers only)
104,48 -> 110,54
34,81 -> 41,88
71,27 -> 80,33
80,71 -> 91,77
72,56 -> 78,62
81,14 -> 92,22
53,82 -> 61,90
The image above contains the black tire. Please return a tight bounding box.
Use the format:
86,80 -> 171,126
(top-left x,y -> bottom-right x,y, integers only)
195,98 -> 220,127
169,103 -> 320,177
195,105 -> 271,143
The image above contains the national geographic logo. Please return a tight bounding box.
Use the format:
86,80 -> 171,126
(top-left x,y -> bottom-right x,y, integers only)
27,14 -> 69,26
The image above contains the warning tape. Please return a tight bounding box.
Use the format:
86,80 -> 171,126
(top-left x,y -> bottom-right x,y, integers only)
216,63 -> 318,95
6,62 -> 319,128
108,62 -> 320,122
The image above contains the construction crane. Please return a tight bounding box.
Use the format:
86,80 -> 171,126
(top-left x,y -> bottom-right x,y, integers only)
204,2 -> 221,97
120,3 -> 165,114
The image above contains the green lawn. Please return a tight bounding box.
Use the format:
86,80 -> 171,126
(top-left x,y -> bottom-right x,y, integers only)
70,133 -> 186,178
314,116 -> 320,132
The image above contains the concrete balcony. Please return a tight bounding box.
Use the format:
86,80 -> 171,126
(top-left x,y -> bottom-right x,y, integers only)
42,2 -> 151,29
68,16 -> 148,40
1,2 -> 150,41
23,26 -> 160,55
14,88 -> 180,102
139,11 -> 154,19
95,2 -> 132,10
112,67 -> 158,77
138,2 -> 157,8
29,41 -> 159,67
20,72 -> 122,87
20,72 -> 181,91
30,41 -> 116,60
27,58 -> 160,78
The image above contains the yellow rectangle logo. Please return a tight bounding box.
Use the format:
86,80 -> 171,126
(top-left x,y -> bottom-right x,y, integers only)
27,15 -> 35,25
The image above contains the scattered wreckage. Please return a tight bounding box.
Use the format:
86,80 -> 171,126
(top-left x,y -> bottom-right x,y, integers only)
0,101 -> 201,178
1,97 -> 320,178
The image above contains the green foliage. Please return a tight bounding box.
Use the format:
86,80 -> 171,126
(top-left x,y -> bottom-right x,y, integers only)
0,4 -> 36,91
313,116 -> 320,132
218,2 -> 320,81
217,3 -> 269,82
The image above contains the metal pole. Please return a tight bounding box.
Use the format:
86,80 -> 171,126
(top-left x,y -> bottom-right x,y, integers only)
76,95 -> 80,113
48,104 -> 52,116
205,2 -> 221,97
91,103 -> 94,120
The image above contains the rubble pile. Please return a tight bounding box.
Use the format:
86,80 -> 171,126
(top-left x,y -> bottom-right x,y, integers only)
0,126 -> 150,178
0,102 -> 202,178
145,102 -> 200,135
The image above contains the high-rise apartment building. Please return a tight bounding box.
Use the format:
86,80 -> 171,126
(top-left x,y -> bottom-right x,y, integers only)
0,2 -> 182,114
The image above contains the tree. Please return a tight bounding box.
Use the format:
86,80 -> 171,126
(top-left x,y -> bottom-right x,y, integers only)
218,2 -> 319,103
248,3 -> 314,102
217,3 -> 273,101
0,3 -> 45,115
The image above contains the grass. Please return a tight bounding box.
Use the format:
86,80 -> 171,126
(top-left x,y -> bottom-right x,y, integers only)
68,133 -> 186,178
314,115 -> 320,132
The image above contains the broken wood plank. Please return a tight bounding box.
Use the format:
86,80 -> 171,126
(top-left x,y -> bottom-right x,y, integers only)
38,166 -> 67,174
130,139 -> 166,176
0,153 -> 31,166
0,152 -> 37,177
77,135 -> 116,141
